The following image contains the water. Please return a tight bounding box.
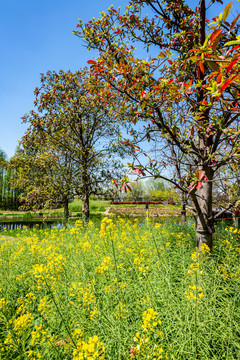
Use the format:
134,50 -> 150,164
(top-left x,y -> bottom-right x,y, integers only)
0,221 -> 63,231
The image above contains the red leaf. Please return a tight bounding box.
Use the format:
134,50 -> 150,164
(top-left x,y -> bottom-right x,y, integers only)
227,58 -> 239,73
133,168 -> 145,176
141,90 -> 146,97
212,32 -> 222,52
130,345 -> 136,358
196,182 -> 202,191
87,60 -> 96,64
188,183 -> 196,194
210,28 -> 222,44
221,75 -> 238,93
226,45 -> 240,55
217,73 -> 222,84
188,49 -> 199,54
230,13 -> 240,30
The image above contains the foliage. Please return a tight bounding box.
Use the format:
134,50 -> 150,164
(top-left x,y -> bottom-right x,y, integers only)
149,188 -> 179,202
124,181 -> 146,201
144,179 -> 180,201
0,219 -> 239,358
10,140 -> 76,216
112,179 -> 179,201
213,164 -> 240,205
0,149 -> 21,210
75,0 -> 240,248
22,68 -> 126,222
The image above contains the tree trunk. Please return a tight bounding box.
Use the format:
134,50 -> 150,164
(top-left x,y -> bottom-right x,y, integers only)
82,193 -> 89,224
0,169 -> 3,202
192,168 -> 213,250
193,0 -> 214,249
180,190 -> 187,223
63,198 -> 69,227
232,206 -> 240,228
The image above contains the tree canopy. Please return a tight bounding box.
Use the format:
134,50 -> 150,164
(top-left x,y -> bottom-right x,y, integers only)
75,0 -> 240,248
21,68 -> 126,222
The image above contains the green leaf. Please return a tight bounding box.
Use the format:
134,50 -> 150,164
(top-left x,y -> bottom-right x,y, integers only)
224,40 -> 240,46
222,2 -> 232,22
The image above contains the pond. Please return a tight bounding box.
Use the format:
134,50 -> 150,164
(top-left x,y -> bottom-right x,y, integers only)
0,213 -> 194,231
0,214 -> 105,231
0,217 -> 233,232
0,221 -> 64,231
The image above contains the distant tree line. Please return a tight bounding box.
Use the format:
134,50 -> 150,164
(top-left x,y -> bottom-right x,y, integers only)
110,179 -> 180,203
0,149 -> 21,210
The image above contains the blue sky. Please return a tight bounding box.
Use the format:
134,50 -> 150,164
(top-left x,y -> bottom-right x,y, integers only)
0,0 -> 236,159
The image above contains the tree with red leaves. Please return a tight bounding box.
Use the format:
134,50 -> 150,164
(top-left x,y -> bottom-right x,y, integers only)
75,0 -> 240,249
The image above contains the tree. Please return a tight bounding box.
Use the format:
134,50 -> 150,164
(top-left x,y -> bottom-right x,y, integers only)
124,180 -> 146,200
76,0 -> 240,249
144,178 -> 180,202
145,179 -> 166,194
212,163 -> 240,225
150,136 -> 190,221
22,69 -> 125,222
0,148 -> 7,203
0,149 -> 21,210
10,137 -> 79,225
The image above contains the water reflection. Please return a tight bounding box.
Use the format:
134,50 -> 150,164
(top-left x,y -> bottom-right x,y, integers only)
0,221 -> 63,231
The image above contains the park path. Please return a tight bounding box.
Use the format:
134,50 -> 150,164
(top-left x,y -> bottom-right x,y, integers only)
103,207 -> 111,216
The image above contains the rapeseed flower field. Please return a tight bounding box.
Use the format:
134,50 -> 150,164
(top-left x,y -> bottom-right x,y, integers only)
0,217 -> 239,359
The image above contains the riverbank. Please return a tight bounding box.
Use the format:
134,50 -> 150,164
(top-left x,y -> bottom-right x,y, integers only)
0,199 -> 184,223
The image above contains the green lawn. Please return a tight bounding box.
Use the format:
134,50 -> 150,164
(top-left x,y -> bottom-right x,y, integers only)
69,199 -> 110,213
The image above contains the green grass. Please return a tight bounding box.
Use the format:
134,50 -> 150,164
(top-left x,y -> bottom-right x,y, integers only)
0,218 -> 239,359
69,200 -> 180,212
69,199 -> 110,213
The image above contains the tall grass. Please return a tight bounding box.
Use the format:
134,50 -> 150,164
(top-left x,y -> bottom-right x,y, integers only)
0,218 -> 239,359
